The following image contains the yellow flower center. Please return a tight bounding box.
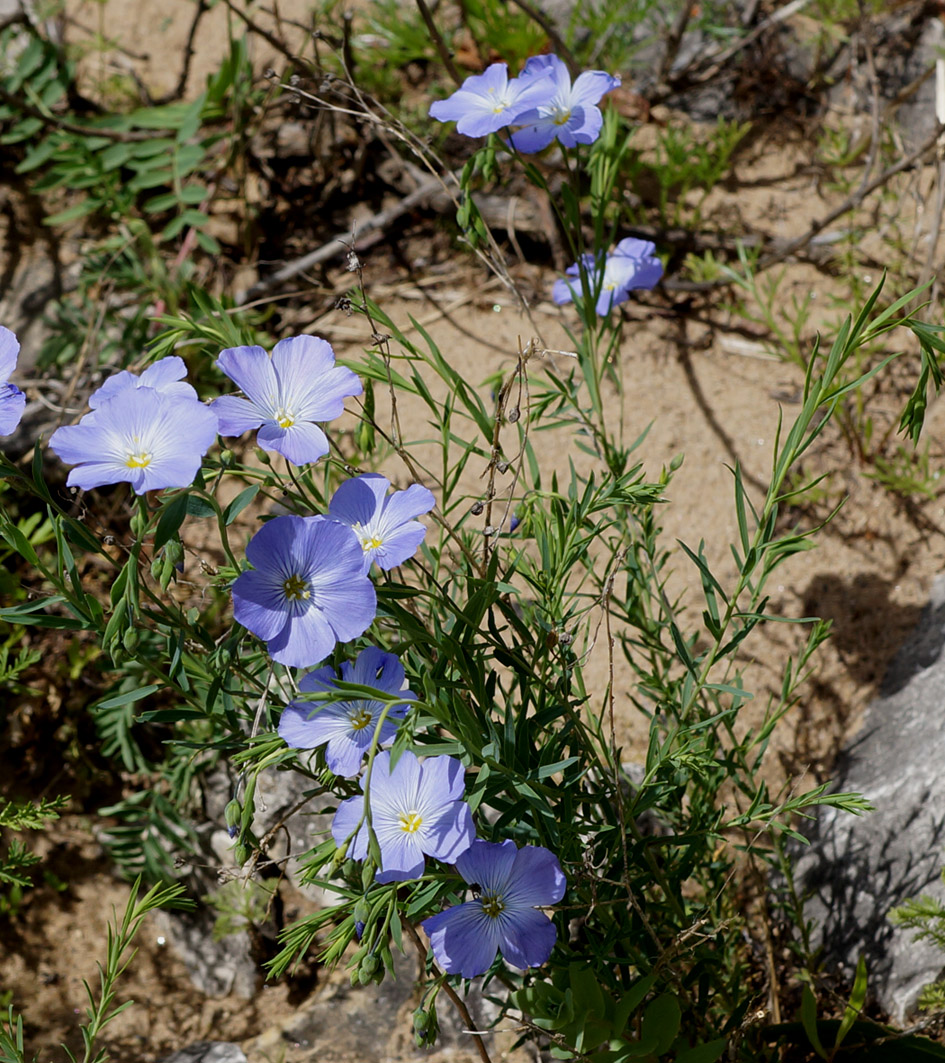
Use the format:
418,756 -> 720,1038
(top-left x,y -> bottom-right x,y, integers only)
282,574 -> 310,601
361,534 -> 383,552
125,450 -> 152,469
553,109 -> 572,126
348,705 -> 373,731
275,407 -> 295,428
481,892 -> 505,919
399,810 -> 423,833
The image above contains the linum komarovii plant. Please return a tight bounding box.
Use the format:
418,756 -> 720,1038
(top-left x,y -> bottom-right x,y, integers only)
4,43 -> 945,1063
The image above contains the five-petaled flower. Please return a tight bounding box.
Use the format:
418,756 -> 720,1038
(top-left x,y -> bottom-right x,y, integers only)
48,386 -> 218,495
332,750 -> 474,884
429,62 -> 552,138
212,335 -> 362,466
0,327 -> 25,436
510,54 -> 619,153
89,355 -> 199,409
422,839 -> 566,978
553,237 -> 663,316
324,474 -> 435,574
279,645 -> 414,777
231,515 -> 376,669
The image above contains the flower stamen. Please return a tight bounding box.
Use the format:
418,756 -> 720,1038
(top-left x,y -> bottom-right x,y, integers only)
480,892 -> 506,919
282,574 -> 310,601
125,449 -> 152,468
399,810 -> 423,833
348,705 -> 373,731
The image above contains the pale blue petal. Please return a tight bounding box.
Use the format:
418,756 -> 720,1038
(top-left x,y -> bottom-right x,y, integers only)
88,371 -> 136,409
506,69 -> 557,121
231,569 -> 289,640
0,386 -> 25,435
348,645 -> 407,695
503,845 -> 567,906
595,288 -> 625,316
66,461 -> 135,492
421,800 -> 475,864
416,754 -> 466,804
570,70 -> 620,107
270,334 -> 336,388
614,237 -> 656,258
332,795 -> 367,858
211,394 -> 266,436
552,277 -> 577,305
0,326 -> 19,383
324,732 -> 373,777
455,839 -> 518,891
520,54 -> 563,80
509,122 -> 558,153
329,474 -> 389,527
257,420 -> 329,465
369,749 -> 420,809
266,603 -> 335,667
371,524 -> 427,570
243,514 -> 304,574
423,903 -> 502,977
456,108 -> 513,137
311,573 -> 376,645
277,700 -> 356,751
557,105 -> 603,147
374,830 -> 425,883
139,355 -> 189,388
216,345 -> 278,407
294,364 -> 363,421
498,907 -> 557,969
429,92 -> 481,124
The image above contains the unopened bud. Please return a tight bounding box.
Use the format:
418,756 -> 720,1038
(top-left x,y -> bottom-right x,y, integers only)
224,800 -> 242,839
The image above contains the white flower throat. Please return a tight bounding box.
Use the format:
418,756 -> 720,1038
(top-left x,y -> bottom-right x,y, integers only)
352,522 -> 383,552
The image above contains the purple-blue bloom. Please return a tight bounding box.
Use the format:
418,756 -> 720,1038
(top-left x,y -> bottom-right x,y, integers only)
89,355 -> 199,409
429,62 -> 552,137
552,237 -> 663,316
231,515 -> 376,668
48,386 -> 218,495
0,327 -> 26,436
279,645 -> 415,777
212,335 -> 362,466
422,839 -> 566,977
509,54 -> 620,153
325,474 -> 435,574
331,750 -> 475,884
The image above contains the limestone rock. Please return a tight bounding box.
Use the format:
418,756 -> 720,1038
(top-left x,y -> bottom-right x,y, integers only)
796,574 -> 945,1021
158,1043 -> 247,1063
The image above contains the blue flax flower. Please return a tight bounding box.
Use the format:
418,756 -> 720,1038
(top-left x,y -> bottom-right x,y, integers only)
325,474 -> 435,574
0,327 -> 25,436
509,54 -> 620,153
212,335 -> 362,466
232,515 -> 376,668
48,386 -> 218,495
89,355 -> 198,408
332,750 -> 474,884
429,62 -> 552,137
553,237 -> 663,316
279,645 -> 415,777
422,839 -> 566,977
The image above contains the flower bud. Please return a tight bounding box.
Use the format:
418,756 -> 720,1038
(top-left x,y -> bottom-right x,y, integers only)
224,800 -> 242,839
